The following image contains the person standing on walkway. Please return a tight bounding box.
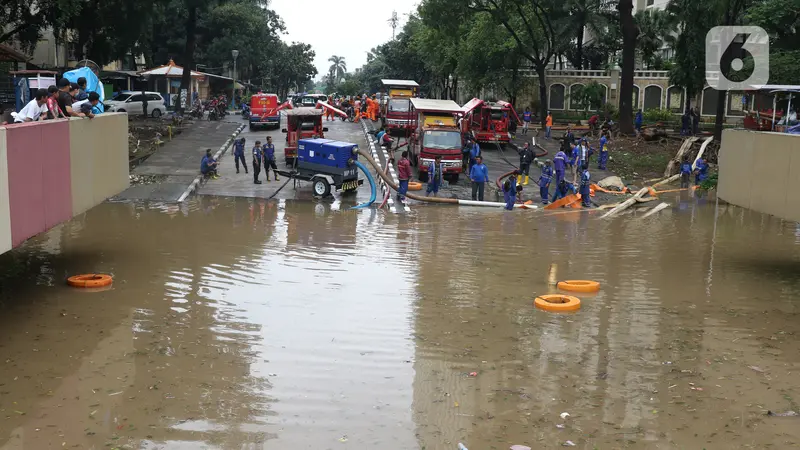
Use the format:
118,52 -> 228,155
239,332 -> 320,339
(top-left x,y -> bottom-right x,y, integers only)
579,163 -> 592,207
470,155 -> 489,201
233,138 -> 248,174
518,142 -> 534,185
635,109 -> 643,134
252,140 -> 263,184
691,108 -> 699,135
522,107 -> 532,135
353,97 -> 361,123
538,160 -> 553,204
397,151 -> 411,200
545,111 -> 553,139
426,155 -> 443,197
263,136 -> 279,182
681,110 -> 691,136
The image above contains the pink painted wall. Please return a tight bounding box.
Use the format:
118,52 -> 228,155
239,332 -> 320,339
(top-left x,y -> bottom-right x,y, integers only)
0,113 -> 129,253
5,120 -> 73,247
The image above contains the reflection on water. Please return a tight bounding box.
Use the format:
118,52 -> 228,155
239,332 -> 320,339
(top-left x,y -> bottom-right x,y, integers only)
1,197 -> 800,449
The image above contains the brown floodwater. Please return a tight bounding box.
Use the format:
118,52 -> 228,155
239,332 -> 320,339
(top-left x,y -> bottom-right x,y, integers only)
1,194 -> 800,449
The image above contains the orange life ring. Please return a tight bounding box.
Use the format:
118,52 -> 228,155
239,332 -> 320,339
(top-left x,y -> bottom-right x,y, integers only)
557,280 -> 600,293
67,274 -> 113,288
534,294 -> 581,312
408,182 -> 423,191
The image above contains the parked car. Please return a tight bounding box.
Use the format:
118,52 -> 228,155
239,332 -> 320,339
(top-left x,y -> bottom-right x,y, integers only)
300,94 -> 328,108
105,91 -> 167,117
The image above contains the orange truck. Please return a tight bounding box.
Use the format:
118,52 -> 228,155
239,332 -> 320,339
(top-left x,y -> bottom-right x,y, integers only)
249,93 -> 281,130
380,79 -> 419,135
409,98 -> 465,183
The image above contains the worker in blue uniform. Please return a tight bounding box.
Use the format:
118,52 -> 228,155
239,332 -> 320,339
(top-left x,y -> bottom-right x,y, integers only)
503,171 -> 519,210
694,158 -> 708,185
568,141 -> 578,171
263,136 -> 279,181
680,156 -> 692,188
470,155 -> 489,201
553,148 -> 567,195
597,132 -> 609,170
539,160 -> 553,204
252,140 -> 263,184
469,140 -> 481,174
200,149 -> 219,179
635,109 -> 643,133
426,155 -> 443,197
579,163 -> 592,207
233,137 -> 248,174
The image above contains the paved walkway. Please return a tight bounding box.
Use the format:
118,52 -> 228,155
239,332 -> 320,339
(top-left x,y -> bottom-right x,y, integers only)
117,119 -> 240,201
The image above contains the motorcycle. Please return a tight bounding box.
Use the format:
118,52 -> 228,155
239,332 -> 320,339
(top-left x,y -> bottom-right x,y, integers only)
241,104 -> 250,120
340,105 -> 354,122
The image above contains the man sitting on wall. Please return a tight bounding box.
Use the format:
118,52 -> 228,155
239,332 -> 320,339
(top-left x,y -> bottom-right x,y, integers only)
11,89 -> 49,123
201,149 -> 219,179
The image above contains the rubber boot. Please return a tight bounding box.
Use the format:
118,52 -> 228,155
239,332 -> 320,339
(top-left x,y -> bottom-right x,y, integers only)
274,171 -> 279,181
524,175 -> 529,185
517,175 -> 523,185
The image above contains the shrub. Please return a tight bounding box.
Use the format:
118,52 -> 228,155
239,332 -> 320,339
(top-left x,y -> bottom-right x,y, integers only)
643,108 -> 673,122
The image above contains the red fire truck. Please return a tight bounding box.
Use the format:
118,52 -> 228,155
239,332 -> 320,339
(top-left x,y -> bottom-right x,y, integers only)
461,98 -> 521,144
409,98 -> 464,183
380,79 -> 419,135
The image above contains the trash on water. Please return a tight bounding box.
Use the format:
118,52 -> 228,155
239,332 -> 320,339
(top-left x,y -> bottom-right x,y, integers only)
338,435 -> 348,442
749,366 -> 766,373
510,446 -> 531,450
560,412 -> 570,419
469,372 -> 478,377
556,424 -> 565,429
457,443 -> 468,450
768,410 -> 799,417
563,441 -> 576,447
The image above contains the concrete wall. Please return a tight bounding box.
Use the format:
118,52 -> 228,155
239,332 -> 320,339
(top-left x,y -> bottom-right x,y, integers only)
0,113 -> 129,254
718,129 -> 800,223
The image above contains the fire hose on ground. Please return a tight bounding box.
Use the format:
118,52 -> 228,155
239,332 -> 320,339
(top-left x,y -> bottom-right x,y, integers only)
356,149 -> 533,208
350,160 -> 377,209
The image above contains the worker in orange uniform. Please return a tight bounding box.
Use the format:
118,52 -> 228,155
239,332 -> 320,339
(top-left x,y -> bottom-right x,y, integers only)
369,95 -> 378,121
353,97 -> 361,123
325,103 -> 334,121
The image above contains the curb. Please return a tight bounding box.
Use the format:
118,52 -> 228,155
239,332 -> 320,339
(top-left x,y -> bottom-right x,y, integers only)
177,123 -> 247,202
359,121 -> 409,214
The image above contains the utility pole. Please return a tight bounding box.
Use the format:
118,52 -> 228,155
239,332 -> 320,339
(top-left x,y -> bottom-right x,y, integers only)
388,10 -> 399,40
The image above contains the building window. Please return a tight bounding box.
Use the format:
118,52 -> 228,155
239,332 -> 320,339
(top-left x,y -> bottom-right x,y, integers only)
647,0 -> 655,5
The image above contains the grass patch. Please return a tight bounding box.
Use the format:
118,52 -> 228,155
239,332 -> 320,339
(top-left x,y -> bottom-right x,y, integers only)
609,150 -> 672,181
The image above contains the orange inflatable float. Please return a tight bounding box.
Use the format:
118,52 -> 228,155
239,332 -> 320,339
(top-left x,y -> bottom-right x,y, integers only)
67,274 -> 113,288
557,280 -> 600,293
534,294 -> 581,312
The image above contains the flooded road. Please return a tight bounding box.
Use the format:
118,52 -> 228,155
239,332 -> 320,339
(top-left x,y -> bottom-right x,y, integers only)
1,196 -> 800,449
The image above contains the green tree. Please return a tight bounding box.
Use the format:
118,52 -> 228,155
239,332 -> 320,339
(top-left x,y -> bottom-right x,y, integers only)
328,56 -> 347,82
635,9 -> 675,69
746,0 -> 800,84
560,0 -> 614,69
0,0 -> 80,50
667,0 -> 714,112
572,81 -> 606,112
261,42 -> 317,98
618,0 -> 638,134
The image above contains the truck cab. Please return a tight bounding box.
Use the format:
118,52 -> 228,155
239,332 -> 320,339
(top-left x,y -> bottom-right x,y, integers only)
381,79 -> 419,136
461,98 -> 521,144
409,98 -> 464,183
249,93 -> 281,130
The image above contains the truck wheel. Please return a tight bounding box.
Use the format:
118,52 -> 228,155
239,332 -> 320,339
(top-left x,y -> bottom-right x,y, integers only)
285,157 -> 295,167
418,171 -> 428,183
313,178 -> 331,197
249,124 -> 254,130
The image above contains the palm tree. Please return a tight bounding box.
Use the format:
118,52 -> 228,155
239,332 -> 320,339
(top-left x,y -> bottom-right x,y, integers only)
635,9 -> 675,69
328,55 -> 347,82
560,0 -> 615,69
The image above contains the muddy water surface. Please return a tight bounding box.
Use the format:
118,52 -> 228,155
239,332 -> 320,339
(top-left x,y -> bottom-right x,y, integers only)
1,196 -> 800,449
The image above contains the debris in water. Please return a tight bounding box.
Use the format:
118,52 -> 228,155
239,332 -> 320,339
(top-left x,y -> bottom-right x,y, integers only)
563,441 -> 576,447
457,444 -> 468,450
768,410 -> 799,417
556,424 -> 565,429
510,446 -> 531,450
749,366 -> 766,373
469,372 -> 478,377
560,412 -> 570,419
338,435 -> 348,442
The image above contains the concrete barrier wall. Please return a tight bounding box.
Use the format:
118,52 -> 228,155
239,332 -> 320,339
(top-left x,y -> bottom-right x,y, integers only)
0,113 -> 129,253
719,129 -> 800,222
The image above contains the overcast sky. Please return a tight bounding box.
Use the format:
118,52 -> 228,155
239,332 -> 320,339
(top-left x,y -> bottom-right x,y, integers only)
270,0 -> 420,80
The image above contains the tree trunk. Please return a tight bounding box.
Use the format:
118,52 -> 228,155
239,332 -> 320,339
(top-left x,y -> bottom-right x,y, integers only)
618,0 -> 638,134
178,4 -> 197,113
575,19 -> 585,70
536,65 -> 548,127
685,89 -> 692,112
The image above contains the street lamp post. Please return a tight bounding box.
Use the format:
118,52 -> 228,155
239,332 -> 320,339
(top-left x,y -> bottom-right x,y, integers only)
231,49 -> 239,110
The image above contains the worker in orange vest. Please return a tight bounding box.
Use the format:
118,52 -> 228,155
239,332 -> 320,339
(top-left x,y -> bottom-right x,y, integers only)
325,101 -> 335,121
353,97 -> 362,123
369,94 -> 378,121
